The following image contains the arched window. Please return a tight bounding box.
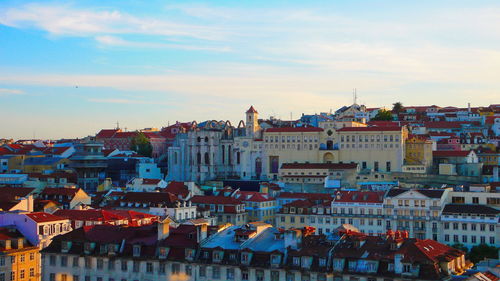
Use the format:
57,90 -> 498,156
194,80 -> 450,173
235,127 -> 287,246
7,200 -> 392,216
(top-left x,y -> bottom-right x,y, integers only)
222,145 -> 225,164
228,145 -> 232,164
196,152 -> 201,165
204,152 -> 210,164
237,152 -> 240,164
204,136 -> 209,142
197,137 -> 201,143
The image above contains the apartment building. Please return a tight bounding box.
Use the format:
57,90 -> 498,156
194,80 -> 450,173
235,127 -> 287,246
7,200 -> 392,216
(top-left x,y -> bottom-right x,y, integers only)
0,226 -> 41,281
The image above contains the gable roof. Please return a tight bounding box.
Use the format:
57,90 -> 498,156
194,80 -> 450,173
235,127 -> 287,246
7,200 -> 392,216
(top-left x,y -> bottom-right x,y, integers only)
337,126 -> 402,132
281,163 -> 358,170
442,204 -> 500,216
386,188 -> 446,199
265,127 -> 323,133
26,212 -> 66,223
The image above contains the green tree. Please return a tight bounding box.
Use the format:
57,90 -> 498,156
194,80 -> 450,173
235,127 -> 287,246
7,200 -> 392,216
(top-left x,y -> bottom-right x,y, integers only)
130,132 -> 153,158
450,243 -> 468,253
392,102 -> 404,114
371,109 -> 393,121
468,244 -> 499,263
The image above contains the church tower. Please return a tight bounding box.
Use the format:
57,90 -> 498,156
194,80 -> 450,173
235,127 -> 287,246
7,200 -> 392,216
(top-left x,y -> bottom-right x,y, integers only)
246,106 -> 260,138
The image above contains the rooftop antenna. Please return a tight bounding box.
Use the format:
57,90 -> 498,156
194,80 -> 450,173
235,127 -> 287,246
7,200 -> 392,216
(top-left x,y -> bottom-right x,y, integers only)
353,88 -> 358,104
290,112 -> 293,120
116,121 -> 120,130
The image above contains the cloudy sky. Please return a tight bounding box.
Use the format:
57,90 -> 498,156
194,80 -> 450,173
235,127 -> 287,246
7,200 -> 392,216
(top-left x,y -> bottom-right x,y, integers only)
1,0 -> 499,139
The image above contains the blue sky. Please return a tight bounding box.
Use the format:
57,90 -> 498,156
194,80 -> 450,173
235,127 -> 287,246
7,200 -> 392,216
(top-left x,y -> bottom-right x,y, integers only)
1,0 -> 499,139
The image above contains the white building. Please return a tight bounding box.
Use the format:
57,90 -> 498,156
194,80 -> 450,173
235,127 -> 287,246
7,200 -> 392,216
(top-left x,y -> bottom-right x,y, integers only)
0,211 -> 71,248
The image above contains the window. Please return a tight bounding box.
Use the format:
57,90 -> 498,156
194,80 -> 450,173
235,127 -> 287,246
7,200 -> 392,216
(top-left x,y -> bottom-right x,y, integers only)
146,262 -> 153,273
171,263 -> 180,274
199,266 -> 206,277
226,268 -> 235,280
49,255 -> 55,266
73,257 -> 79,267
212,266 -> 221,279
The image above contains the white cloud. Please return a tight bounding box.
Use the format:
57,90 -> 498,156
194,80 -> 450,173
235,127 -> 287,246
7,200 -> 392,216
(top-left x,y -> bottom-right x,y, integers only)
0,88 -> 24,95
94,35 -> 231,52
0,3 -> 228,40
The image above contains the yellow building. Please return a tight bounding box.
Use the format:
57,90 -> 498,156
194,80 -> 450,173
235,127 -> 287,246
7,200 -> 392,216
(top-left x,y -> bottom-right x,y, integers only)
0,226 -> 41,281
262,127 -> 324,179
404,134 -> 433,172
337,126 -> 408,172
23,157 -> 70,173
233,191 -> 277,224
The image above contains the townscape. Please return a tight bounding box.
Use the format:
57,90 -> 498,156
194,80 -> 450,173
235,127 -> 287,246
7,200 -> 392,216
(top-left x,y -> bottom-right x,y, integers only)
0,103 -> 499,281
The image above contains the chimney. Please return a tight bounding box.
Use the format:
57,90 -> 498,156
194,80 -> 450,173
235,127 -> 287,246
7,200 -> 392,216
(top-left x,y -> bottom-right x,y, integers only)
157,218 -> 170,240
468,103 -> 471,113
197,224 -> 208,242
284,229 -> 302,250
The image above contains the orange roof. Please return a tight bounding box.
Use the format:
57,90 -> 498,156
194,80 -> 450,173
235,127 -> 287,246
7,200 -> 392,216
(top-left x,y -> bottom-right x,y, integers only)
25,212 -> 66,223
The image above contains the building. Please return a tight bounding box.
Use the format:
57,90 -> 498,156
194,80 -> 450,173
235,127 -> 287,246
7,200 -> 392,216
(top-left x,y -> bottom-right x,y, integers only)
38,187 -> 91,209
41,220 -> 207,281
332,230 -> 469,281
262,126 -> 324,180
53,209 -> 159,229
331,190 -> 385,236
233,191 -> 277,224
440,204 -> 499,249
125,177 -> 168,192
101,191 -> 197,221
0,226 -> 41,281
70,140 -> 107,193
384,188 -> 451,240
279,162 -> 359,189
0,187 -> 35,212
404,134 -> 433,173
337,126 -> 408,172
276,199 -> 333,235
0,212 -> 71,248
190,195 -> 248,225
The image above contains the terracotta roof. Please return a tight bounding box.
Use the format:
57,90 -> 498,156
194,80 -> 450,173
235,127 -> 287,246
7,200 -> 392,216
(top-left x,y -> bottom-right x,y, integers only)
164,181 -> 190,198
234,191 -> 274,202
25,212 -> 66,223
333,191 -> 385,204
337,126 -> 402,132
190,195 -> 243,205
41,187 -> 82,197
424,121 -> 468,129
142,178 -> 162,185
281,163 -> 357,170
433,150 -> 472,157
246,106 -> 258,114
0,187 -> 35,198
265,127 -> 323,133
96,129 -> 119,138
277,192 -> 333,201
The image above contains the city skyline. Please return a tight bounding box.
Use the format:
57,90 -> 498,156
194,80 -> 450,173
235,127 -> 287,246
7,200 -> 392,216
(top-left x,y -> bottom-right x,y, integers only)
1,0 -> 500,139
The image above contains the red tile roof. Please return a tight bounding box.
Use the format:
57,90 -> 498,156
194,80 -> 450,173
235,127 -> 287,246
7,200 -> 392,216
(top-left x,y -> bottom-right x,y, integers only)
190,195 -> 243,205
96,129 -> 119,138
234,191 -> 274,202
278,192 -> 333,201
164,181 -> 190,198
246,106 -> 258,114
433,150 -> 472,157
41,187 -> 82,197
142,178 -> 162,185
333,191 -> 385,204
281,163 -> 357,170
265,127 -> 323,133
25,212 -> 66,223
337,126 -> 402,132
424,121 -> 468,129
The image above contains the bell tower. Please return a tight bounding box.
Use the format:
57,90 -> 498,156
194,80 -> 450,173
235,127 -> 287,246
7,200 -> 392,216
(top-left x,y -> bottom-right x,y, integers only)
246,106 -> 260,138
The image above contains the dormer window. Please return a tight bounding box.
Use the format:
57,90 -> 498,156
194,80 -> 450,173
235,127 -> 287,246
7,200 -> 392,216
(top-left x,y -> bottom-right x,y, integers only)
158,247 -> 169,259
271,254 -> 281,265
293,257 -> 300,266
229,254 -> 236,260
218,205 -> 224,212
213,251 -> 223,262
203,251 -> 209,259
319,258 -> 326,267
133,245 -> 141,257
185,248 -> 195,260
241,253 -> 250,264
61,241 -> 71,253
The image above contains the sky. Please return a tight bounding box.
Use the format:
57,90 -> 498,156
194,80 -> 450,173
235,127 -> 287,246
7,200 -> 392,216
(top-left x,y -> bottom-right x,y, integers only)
1,0 -> 500,139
